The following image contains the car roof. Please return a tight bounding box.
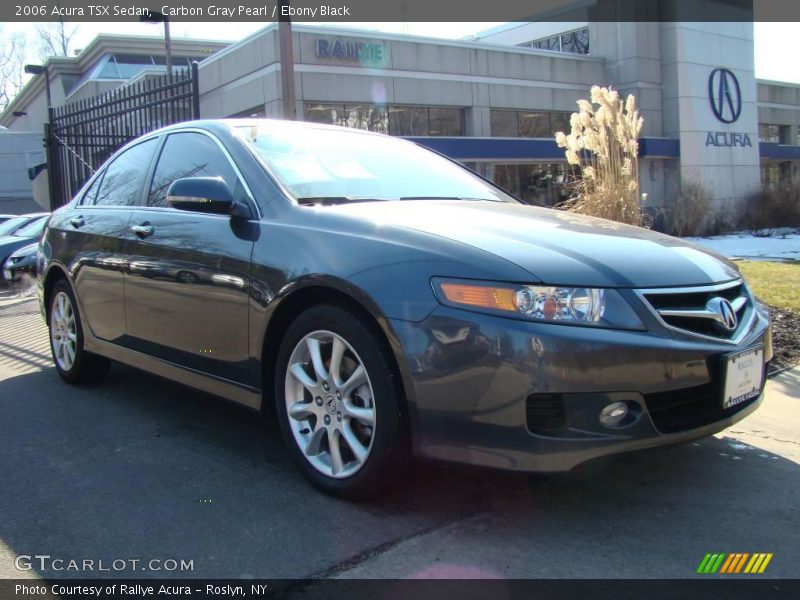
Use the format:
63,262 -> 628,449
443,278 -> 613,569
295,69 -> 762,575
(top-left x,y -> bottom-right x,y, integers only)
150,118 -> 388,140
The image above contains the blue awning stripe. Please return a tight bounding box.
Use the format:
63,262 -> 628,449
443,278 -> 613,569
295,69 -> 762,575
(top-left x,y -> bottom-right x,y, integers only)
404,136 -> 681,161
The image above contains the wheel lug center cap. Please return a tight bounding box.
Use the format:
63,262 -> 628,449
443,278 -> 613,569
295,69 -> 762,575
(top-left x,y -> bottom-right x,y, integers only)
324,394 -> 337,415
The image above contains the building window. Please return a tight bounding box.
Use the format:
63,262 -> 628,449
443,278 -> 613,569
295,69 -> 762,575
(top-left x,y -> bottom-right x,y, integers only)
490,110 -> 517,137
490,110 -> 573,138
230,106 -> 266,118
304,103 -> 464,136
761,163 -> 781,189
489,163 -> 570,206
759,124 -> 780,143
519,27 -> 590,55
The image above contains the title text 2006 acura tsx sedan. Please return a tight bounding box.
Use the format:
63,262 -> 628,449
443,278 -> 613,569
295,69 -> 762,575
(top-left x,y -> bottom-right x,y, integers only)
38,119 -> 771,498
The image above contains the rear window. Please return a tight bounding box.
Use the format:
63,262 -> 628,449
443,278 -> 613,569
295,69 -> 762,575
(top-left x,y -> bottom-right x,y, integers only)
0,216 -> 29,236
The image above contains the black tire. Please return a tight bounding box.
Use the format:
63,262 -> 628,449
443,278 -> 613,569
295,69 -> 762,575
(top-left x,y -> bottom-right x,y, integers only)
48,279 -> 111,384
274,304 -> 411,499
176,271 -> 197,284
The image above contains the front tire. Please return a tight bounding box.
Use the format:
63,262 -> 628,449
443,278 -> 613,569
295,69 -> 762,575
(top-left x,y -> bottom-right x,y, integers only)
275,305 -> 410,499
48,280 -> 111,384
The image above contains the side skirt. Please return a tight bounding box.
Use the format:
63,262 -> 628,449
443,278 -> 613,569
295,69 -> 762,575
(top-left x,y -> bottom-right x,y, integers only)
84,335 -> 263,411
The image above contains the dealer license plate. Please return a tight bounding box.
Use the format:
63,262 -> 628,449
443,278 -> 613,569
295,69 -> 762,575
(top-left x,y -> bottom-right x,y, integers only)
723,346 -> 764,409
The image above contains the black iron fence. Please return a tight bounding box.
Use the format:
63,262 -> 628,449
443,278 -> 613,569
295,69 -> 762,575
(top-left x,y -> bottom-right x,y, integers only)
45,62 -> 200,209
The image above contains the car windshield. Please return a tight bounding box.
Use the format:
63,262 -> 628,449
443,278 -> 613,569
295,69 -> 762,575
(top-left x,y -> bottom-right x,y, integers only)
12,217 -> 46,237
0,216 -> 29,236
235,123 -> 514,204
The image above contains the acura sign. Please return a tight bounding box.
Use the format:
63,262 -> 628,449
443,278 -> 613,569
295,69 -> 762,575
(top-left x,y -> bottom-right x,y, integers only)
708,68 -> 742,124
705,67 -> 751,148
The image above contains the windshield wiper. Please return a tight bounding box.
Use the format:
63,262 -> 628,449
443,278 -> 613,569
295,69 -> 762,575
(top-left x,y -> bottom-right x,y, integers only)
296,196 -> 383,206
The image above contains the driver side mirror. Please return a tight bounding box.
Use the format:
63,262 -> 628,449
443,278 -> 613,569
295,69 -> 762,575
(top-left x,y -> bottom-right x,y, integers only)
166,177 -> 251,218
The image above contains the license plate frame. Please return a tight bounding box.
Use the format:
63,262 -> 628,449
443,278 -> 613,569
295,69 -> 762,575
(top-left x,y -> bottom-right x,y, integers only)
722,345 -> 764,410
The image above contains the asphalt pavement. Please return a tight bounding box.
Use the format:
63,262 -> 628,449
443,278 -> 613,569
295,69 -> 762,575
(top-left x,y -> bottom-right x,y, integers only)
0,291 -> 797,580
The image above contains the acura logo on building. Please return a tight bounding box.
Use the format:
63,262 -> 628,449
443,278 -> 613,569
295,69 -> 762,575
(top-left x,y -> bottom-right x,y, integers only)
707,297 -> 738,331
708,68 -> 742,124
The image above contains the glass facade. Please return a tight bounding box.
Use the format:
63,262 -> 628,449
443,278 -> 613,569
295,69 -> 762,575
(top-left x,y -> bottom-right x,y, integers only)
518,28 -> 590,55
303,103 -> 464,136
488,163 -> 571,206
230,106 -> 267,118
759,124 -> 780,143
490,110 -> 572,138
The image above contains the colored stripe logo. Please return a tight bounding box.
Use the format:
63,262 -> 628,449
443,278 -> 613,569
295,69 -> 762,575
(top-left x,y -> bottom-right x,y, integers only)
697,553 -> 773,574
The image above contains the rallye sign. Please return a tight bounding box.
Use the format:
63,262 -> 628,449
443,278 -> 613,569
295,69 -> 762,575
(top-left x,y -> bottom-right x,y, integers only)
314,38 -> 387,67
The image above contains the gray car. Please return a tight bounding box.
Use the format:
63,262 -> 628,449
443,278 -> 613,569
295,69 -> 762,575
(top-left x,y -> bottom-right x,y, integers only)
38,120 -> 771,498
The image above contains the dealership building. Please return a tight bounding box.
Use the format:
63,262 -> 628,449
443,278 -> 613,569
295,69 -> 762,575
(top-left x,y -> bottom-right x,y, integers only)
2,21 -> 800,213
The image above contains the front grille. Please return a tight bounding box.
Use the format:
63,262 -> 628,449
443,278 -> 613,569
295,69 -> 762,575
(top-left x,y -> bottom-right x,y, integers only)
525,393 -> 565,434
644,369 -> 764,434
641,280 -> 750,341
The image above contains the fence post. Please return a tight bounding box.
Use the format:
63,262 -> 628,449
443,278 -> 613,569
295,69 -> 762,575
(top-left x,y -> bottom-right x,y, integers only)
191,61 -> 200,119
44,115 -> 61,211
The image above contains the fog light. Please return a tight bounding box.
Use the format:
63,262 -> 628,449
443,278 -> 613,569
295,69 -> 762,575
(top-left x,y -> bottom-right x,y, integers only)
599,401 -> 629,427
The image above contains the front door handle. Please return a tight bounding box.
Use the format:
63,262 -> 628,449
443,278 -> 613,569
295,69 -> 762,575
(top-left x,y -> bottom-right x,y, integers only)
130,224 -> 154,238
69,216 -> 85,229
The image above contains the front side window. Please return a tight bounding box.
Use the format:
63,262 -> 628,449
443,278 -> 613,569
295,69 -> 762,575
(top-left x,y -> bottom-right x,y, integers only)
236,123 -> 514,203
148,132 -> 241,208
94,138 -> 158,207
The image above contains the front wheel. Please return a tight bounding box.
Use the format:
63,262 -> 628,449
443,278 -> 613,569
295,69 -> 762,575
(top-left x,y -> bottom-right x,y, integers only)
275,305 -> 410,499
48,280 -> 111,384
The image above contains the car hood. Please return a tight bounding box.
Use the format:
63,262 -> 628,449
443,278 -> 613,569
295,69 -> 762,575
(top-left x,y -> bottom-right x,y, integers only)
0,236 -> 37,260
10,242 -> 38,258
330,200 -> 740,288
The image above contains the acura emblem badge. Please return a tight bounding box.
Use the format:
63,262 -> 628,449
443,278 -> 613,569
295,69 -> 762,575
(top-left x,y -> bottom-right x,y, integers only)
707,297 -> 738,331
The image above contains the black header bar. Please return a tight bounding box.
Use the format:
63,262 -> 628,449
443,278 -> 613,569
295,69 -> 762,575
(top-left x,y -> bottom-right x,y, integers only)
3,0 -> 799,23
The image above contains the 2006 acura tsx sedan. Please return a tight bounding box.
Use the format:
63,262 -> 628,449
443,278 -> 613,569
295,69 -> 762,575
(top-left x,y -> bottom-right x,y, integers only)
38,119 -> 771,498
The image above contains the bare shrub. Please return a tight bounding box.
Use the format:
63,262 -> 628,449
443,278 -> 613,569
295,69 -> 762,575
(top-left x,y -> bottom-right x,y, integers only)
555,86 -> 644,225
739,181 -> 800,231
655,180 -> 714,237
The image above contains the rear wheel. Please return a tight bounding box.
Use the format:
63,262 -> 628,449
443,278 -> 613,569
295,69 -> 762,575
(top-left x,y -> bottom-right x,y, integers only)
48,280 -> 111,384
275,305 -> 410,499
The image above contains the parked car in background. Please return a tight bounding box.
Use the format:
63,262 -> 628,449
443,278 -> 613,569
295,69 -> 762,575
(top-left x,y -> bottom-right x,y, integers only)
38,120 -> 771,499
0,215 -> 50,279
0,213 -> 49,238
3,242 -> 38,282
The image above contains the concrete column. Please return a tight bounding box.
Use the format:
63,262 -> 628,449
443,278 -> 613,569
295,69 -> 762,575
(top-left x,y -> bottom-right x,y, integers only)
660,22 -> 760,212
467,105 -> 490,137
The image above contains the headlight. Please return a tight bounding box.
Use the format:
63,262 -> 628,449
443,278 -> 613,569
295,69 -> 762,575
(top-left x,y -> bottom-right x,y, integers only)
10,244 -> 37,261
433,278 -> 645,330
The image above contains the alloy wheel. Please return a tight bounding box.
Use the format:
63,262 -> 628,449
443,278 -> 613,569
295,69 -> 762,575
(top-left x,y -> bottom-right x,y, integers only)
51,291 -> 77,371
284,330 -> 376,478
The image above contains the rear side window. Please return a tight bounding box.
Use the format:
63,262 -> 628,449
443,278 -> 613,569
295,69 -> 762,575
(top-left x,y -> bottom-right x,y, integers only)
147,132 -> 240,208
80,173 -> 103,206
94,138 -> 158,207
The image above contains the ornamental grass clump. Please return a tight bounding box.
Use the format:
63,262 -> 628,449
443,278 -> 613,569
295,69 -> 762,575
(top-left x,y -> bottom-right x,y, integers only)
555,86 -> 644,225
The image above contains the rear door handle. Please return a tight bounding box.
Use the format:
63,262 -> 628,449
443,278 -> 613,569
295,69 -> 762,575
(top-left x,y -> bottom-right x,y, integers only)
130,224 -> 154,238
69,216 -> 85,228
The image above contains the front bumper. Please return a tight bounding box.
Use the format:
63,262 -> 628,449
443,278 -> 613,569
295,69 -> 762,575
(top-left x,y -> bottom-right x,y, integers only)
3,255 -> 37,282
391,300 -> 770,472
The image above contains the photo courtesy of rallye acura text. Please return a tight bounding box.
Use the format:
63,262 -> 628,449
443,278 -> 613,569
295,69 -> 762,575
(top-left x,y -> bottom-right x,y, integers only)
37,119 -> 771,498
